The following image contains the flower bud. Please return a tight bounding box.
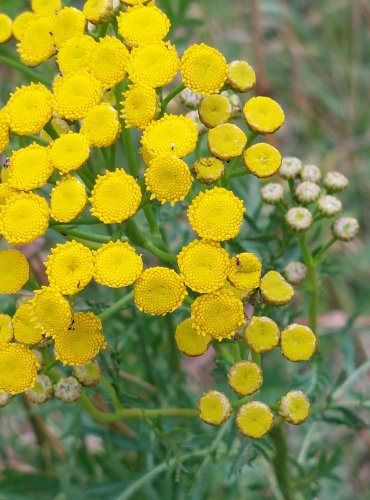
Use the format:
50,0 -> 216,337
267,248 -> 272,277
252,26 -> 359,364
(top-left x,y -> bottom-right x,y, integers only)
0,390 -> 13,407
221,90 -> 242,117
185,110 -> 207,134
279,390 -> 310,424
285,207 -> 313,231
179,87 -> 203,110
332,216 -> 359,241
300,164 -> 321,183
279,157 -> 302,179
227,60 -> 256,93
284,261 -> 307,285
295,181 -> 320,204
54,376 -> 82,403
32,349 -> 44,370
73,361 -> 102,387
317,195 -> 342,217
197,390 -> 231,426
83,0 -> 113,24
323,171 -> 348,193
260,183 -> 284,204
192,157 -> 224,184
25,374 -> 53,404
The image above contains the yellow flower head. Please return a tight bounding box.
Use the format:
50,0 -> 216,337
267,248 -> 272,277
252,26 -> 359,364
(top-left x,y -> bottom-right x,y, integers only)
243,96 -> 285,134
222,280 -> 253,301
279,390 -> 310,425
260,270 -> 294,306
227,361 -> 263,396
94,241 -> 143,288
17,15 -> 55,66
197,390 -> 231,426
50,176 -> 88,222
12,11 -> 36,41
0,343 -> 40,394
192,157 -> 224,184
45,240 -> 94,295
83,0 -> 112,24
191,289 -> 244,340
53,7 -> 85,49
181,43 -> 228,95
57,35 -> 97,74
177,239 -> 229,293
0,183 -> 16,207
0,192 -> 49,245
199,94 -> 232,129
6,83 -> 53,136
236,402 -> 274,438
188,187 -> 245,241
32,286 -> 73,338
144,154 -> 192,205
134,267 -> 187,315
81,104 -> 121,147
0,14 -> 12,44
129,42 -> 179,88
174,318 -> 211,357
50,132 -> 90,173
141,114 -> 198,158
8,143 -> 53,191
89,36 -> 130,88
227,60 -> 256,93
121,83 -> 159,129
90,169 -> 142,223
54,312 -> 106,365
0,315 -> 13,343
243,143 -> 282,178
244,316 -> 280,353
227,252 -> 261,291
13,301 -> 44,345
118,5 -> 170,47
32,0 -> 61,15
0,249 -> 29,294
208,123 -> 247,161
280,324 -> 317,362
52,71 -> 102,121
0,112 -> 9,153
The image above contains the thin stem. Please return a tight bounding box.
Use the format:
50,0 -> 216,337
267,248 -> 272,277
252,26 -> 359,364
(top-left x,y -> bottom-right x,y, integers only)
270,422 -> 293,500
52,226 -> 110,243
333,358 -> 370,400
247,130 -> 259,146
100,376 -> 122,410
0,52 -> 50,86
98,290 -> 134,321
298,232 -> 318,333
43,122 -> 59,141
251,349 -> 261,366
160,83 -> 185,116
314,236 -> 337,263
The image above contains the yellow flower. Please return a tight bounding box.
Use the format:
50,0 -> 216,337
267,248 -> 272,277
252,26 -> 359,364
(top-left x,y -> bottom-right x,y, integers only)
50,132 -> 90,173
144,154 -> 192,205
13,301 -> 44,345
53,7 -> 86,49
54,312 -> 106,366
81,104 -> 121,147
0,192 -> 49,245
177,239 -> 229,293
50,176 -> 88,222
17,15 -> 56,66
227,361 -> 263,396
8,143 -> 54,191
57,35 -> 97,74
83,0 -> 112,24
117,5 -> 170,47
227,252 -> 261,291
89,36 -> 130,88
227,60 -> 256,92
52,71 -> 102,121
129,42 -> 179,88
0,249 -> 29,294
134,267 -> 187,315
90,169 -> 142,223
94,241 -> 143,288
174,318 -> 211,356
191,290 -> 244,340
236,402 -> 274,438
0,343 -> 40,394
32,286 -> 73,338
188,187 -> 245,241
279,390 -> 310,425
280,324 -> 317,362
197,390 -> 231,426
243,316 -> 280,353
45,241 -> 94,295
198,94 -> 232,129
243,96 -> 285,134
0,314 -> 13,343
0,111 -> 9,153
31,0 -> 61,15
0,14 -> 12,44
222,280 -> 253,301
260,270 -> 294,306
243,143 -> 282,178
192,157 -> 224,184
121,83 -> 159,129
0,183 -> 16,207
181,43 -> 228,95
6,83 -> 53,136
208,123 -> 247,161
12,11 -> 36,41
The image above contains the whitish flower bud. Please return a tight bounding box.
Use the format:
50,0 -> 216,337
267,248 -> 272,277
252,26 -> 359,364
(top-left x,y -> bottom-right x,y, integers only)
221,90 -> 242,118
284,261 -> 307,285
185,110 -> 207,134
25,374 -> 53,404
301,164 -> 321,183
285,207 -> 313,231
0,390 -> 13,407
179,88 -> 203,110
279,157 -> 302,179
323,171 -> 348,193
317,195 -> 342,217
32,349 -> 44,370
295,181 -> 320,204
54,376 -> 82,403
73,361 -> 102,387
332,216 -> 359,241
260,183 -> 284,204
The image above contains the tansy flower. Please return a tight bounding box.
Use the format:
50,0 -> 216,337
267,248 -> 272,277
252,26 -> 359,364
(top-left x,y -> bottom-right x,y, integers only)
181,43 -> 228,95
285,207 -> 313,232
0,343 -> 40,394
141,114 -> 198,158
0,183 -> 17,207
134,267 -> 187,316
0,14 -> 12,44
83,0 -> 112,24
192,157 -> 224,184
0,192 -> 49,245
332,216 -> 359,241
279,156 -> 302,179
0,112 -> 9,153
25,373 -> 53,404
227,252 -> 262,291
54,312 -> 106,366
300,164 -> 321,183
227,60 -> 256,92
236,402 -> 274,438
50,132 -> 90,173
177,239 -> 230,293
227,361 -> 263,396
129,42 -> 179,88
90,169 -> 142,223
223,279 -> 253,301
117,5 -> 170,47
52,71 -> 102,121
174,318 -> 211,357
50,176 -> 88,222
32,286 -> 73,338
191,289 -> 244,340
144,154 -> 192,205
279,390 -> 310,425
121,83 -> 159,129
243,316 -> 280,353
0,249 -> 29,294
280,324 -> 317,362
243,143 -> 282,178
8,143 -> 54,191
94,241 -> 143,288
31,0 -> 61,15
260,183 -> 284,205
12,11 -> 36,41
295,181 -> 320,204
208,123 -> 247,161
57,35 -> 97,74
323,171 -> 349,193
260,270 -> 294,306
140,144 -> 156,166
13,301 -> 44,345
197,390 -> 231,426
318,195 -> 342,217
80,104 -> 121,147
199,94 -> 232,129
89,36 -> 130,88
6,83 -> 53,136
188,187 -> 245,242
243,96 -> 285,134
0,315 -> 13,343
17,16 -> 56,66
53,7 -> 86,49
45,241 -> 94,295
284,261 -> 307,286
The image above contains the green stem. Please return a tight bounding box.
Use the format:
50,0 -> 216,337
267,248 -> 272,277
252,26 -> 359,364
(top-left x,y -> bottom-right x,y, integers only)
314,236 -> 337,263
50,216 -> 100,226
0,52 -> 50,86
298,232 -> 318,333
160,83 -> 185,116
247,130 -> 259,146
43,122 -> 59,141
100,376 -> 122,410
52,226 -> 110,243
270,422 -> 293,500
251,349 -> 261,366
98,290 -> 134,321
143,205 -> 161,237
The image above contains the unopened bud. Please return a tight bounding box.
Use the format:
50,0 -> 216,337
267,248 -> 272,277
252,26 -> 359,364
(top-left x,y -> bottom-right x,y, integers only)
185,110 -> 207,134
324,171 -> 348,193
26,374 -> 53,404
295,181 -> 320,204
332,216 -> 359,242
260,183 -> 284,204
284,261 -> 307,285
279,157 -> 302,179
300,164 -> 321,183
0,390 -> 12,407
73,361 -> 102,387
179,87 -> 203,109
317,195 -> 342,217
54,376 -> 82,403
285,207 -> 313,231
